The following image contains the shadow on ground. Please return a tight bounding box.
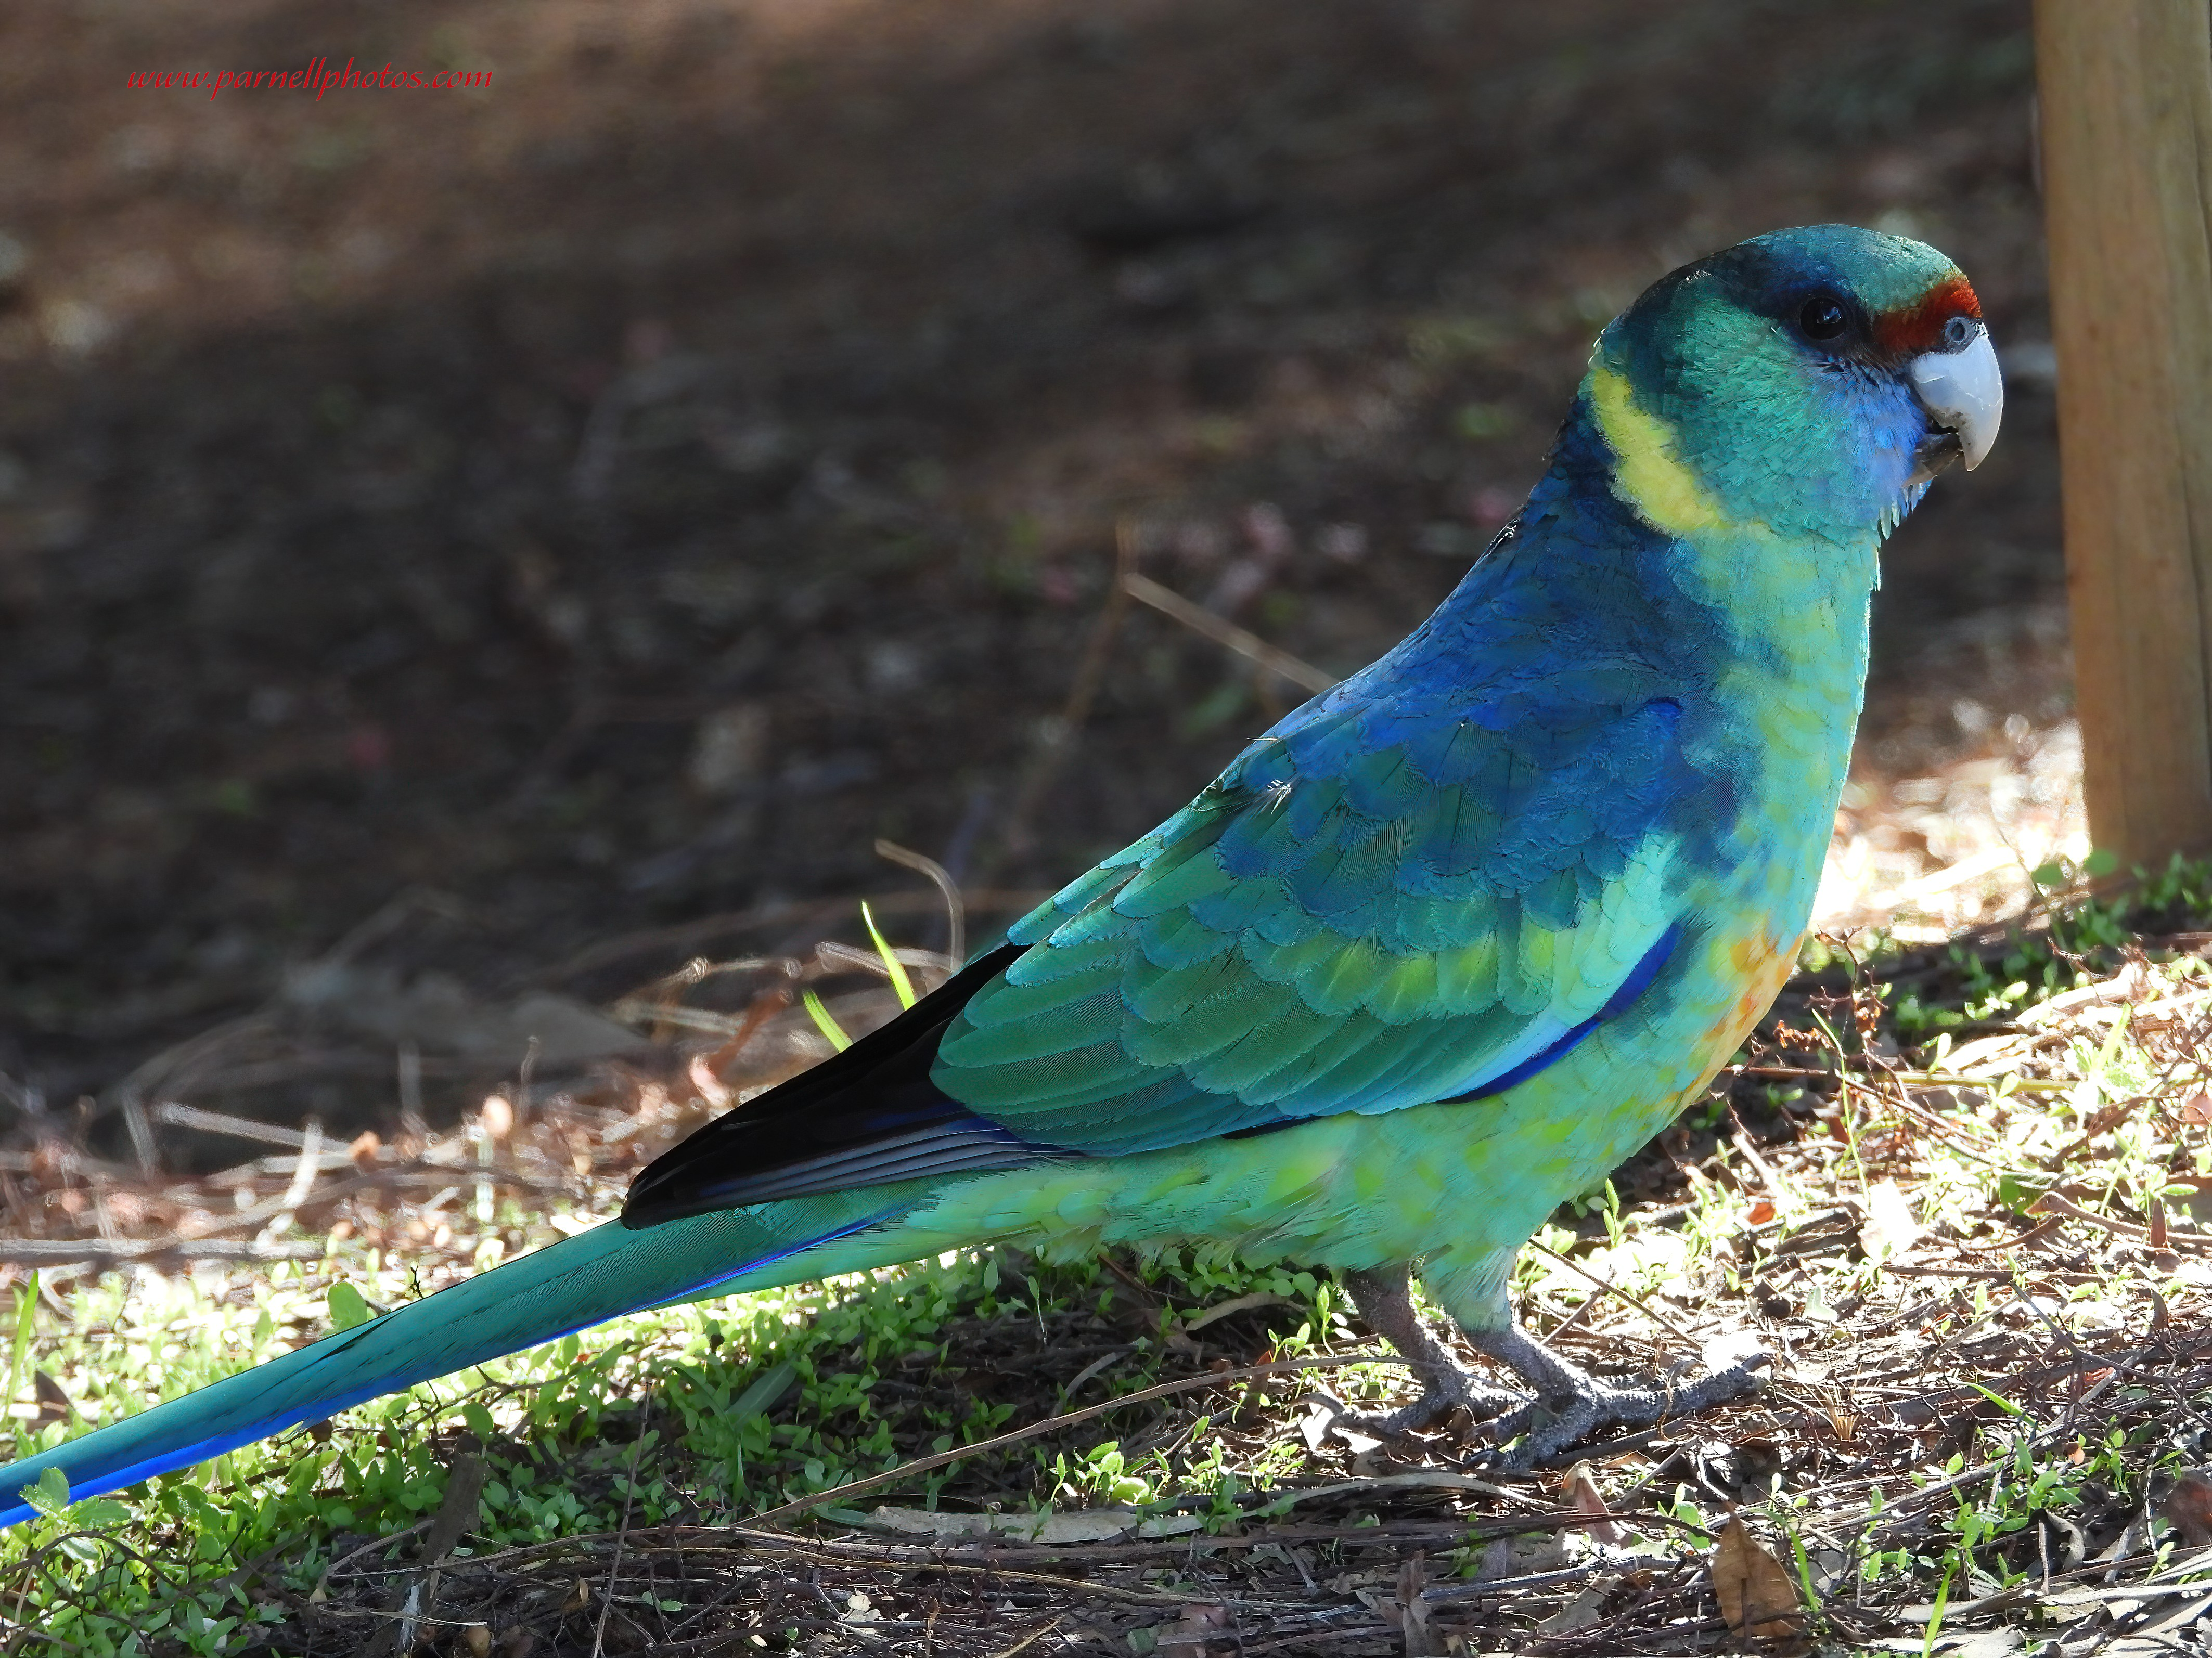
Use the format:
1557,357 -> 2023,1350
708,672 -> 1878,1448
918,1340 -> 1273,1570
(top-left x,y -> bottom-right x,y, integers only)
1,0 -> 2060,1138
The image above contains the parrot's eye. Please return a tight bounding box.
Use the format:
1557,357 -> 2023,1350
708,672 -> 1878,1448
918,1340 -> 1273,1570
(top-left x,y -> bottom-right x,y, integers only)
1796,294 -> 1850,343
1941,314 -> 1978,350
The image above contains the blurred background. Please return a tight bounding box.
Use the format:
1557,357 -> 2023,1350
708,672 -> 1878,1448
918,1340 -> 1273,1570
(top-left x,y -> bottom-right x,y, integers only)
0,0 -> 2078,1152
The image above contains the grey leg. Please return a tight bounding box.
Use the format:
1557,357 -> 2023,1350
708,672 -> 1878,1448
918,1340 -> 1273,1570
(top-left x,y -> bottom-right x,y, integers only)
1332,1257 -> 1770,1465
1335,1265 -> 1524,1434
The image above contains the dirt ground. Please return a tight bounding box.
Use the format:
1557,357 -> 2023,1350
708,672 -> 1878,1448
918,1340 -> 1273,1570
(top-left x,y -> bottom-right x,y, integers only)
0,0 -> 2066,1140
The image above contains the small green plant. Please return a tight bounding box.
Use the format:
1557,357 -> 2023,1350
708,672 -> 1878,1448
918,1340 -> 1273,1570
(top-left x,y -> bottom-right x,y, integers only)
1052,1440 -> 1152,1506
2,1270 -> 35,1459
1888,853 -> 2212,1044
802,989 -> 854,1050
862,902 -> 917,1008
803,904 -> 923,1050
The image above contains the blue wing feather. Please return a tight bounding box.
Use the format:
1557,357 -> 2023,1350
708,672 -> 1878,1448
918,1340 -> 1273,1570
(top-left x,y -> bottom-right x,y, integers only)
634,404 -> 1748,1207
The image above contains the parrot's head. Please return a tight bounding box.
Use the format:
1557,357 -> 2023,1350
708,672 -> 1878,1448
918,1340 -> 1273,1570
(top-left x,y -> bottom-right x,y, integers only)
1587,224 -> 2001,546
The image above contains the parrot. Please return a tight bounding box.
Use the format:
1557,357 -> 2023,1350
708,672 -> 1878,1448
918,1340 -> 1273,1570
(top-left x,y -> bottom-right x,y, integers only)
0,224 -> 2002,1527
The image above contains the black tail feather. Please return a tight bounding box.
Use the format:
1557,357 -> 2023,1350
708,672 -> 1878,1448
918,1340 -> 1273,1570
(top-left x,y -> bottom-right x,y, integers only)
621,943 -> 1058,1226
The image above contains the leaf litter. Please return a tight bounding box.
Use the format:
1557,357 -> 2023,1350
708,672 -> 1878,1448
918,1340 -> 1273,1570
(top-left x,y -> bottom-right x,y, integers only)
9,862 -> 2212,1653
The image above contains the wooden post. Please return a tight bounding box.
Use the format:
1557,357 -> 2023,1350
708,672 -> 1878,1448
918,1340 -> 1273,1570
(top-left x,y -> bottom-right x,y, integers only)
2035,1 -> 2212,868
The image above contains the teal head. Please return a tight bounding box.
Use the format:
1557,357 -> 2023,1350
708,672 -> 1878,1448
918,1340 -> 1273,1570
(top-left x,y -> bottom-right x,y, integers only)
1585,224 -> 2001,547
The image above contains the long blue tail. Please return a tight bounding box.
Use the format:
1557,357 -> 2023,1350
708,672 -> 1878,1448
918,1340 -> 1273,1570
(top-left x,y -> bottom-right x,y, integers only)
0,1199 -> 909,1529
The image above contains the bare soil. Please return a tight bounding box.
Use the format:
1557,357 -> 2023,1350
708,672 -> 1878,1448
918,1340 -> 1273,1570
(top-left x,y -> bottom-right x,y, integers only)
0,3 -> 2061,1136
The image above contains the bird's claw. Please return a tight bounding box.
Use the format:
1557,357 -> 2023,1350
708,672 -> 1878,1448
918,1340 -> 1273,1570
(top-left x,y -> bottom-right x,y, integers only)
1331,1266 -> 1768,1465
1315,1364 -> 1526,1441
1483,1350 -> 1772,1470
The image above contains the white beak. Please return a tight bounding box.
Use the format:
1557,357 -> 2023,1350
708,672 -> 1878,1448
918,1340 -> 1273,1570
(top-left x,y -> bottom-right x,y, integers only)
1908,325 -> 2003,470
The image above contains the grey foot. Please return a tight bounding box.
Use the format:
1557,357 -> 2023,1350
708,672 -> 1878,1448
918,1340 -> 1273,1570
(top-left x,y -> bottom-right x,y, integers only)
1333,1266 -> 1523,1435
1332,1266 -> 1769,1462
1467,1320 -> 1770,1469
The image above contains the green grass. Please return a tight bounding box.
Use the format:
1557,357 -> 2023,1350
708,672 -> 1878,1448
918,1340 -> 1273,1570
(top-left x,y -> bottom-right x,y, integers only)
15,865 -> 2212,1651
0,1220 -> 1353,1653
0,909 -> 1370,1651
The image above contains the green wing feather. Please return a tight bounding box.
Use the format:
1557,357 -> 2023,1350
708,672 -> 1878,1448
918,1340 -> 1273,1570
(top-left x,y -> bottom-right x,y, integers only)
934,695 -> 1690,1155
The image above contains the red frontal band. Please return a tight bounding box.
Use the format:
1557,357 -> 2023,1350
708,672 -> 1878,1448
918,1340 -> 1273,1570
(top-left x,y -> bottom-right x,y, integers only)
1872,275 -> 1983,356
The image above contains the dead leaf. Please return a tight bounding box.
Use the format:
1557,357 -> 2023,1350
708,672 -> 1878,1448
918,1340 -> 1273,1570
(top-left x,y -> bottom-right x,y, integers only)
1393,1555 -> 1445,1657
1154,1603 -> 1229,1652
1297,1395 -> 1381,1456
2181,1093 -> 2212,1126
1561,1460 -> 1621,1546
2165,1470 -> 2212,1546
1336,1423 -> 1383,1456
1747,1198 -> 1777,1226
1713,1515 -> 1806,1643
1469,1530 -> 1567,1583
1861,1179 -> 1922,1260
1535,1584 -> 1611,1633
